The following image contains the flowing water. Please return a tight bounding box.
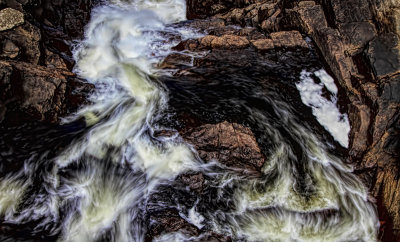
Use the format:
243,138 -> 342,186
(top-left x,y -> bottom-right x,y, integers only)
0,0 -> 379,241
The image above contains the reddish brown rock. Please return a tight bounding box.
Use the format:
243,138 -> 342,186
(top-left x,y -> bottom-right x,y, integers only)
159,53 -> 193,69
0,60 -> 92,124
214,1 -> 280,29
182,121 -> 265,172
1,40 -> 19,59
200,34 -> 250,49
0,21 -> 41,65
45,49 -> 68,70
0,0 -> 94,124
270,31 -> 308,49
251,38 -> 274,51
147,209 -> 199,239
146,207 -> 232,241
179,173 -> 205,193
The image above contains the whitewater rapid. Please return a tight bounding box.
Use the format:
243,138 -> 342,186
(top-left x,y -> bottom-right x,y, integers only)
0,0 -> 379,241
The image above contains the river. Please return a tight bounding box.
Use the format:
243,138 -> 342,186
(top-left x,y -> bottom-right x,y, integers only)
0,0 -> 379,241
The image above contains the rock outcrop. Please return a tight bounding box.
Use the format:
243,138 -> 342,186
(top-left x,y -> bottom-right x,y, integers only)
185,0 -> 400,239
0,0 -> 94,125
183,121 -> 265,172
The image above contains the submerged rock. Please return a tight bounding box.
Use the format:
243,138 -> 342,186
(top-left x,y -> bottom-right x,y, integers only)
146,208 -> 200,239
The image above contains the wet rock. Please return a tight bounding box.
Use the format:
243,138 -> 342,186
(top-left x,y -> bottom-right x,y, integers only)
45,49 -> 68,70
64,76 -> 94,114
182,121 -> 265,172
0,60 -> 92,124
146,207 -> 232,241
181,19 -> 226,32
283,3 -> 328,36
348,103 -> 371,158
0,60 -> 67,123
159,53 -> 193,69
1,40 -> 19,58
179,173 -> 205,193
146,209 -> 199,240
195,232 -> 232,242
260,8 -> 281,32
0,21 -> 41,64
23,0 -> 93,38
0,0 -> 94,125
0,8 -> 24,31
270,31 -> 308,49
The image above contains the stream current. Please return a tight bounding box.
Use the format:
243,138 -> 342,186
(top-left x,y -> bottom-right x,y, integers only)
0,0 -> 379,241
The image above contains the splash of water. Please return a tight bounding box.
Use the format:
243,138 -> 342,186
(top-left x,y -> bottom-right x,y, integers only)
296,70 -> 351,147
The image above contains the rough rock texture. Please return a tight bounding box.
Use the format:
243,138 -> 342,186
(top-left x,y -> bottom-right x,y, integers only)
186,0 -> 263,19
280,1 -> 400,240
0,8 -> 24,31
185,0 -> 400,239
183,121 -> 265,172
146,208 -> 200,239
0,60 -> 91,124
200,34 -> 250,49
145,207 -> 232,241
270,30 -> 308,49
0,0 -> 94,124
145,176 -> 233,241
179,173 -> 205,193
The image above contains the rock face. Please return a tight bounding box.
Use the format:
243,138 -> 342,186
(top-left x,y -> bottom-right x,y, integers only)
0,1 -> 94,124
183,121 -> 265,172
0,61 -> 91,123
185,0 -> 400,240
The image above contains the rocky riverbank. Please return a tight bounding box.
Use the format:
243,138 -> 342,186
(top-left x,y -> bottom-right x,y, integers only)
0,0 -> 94,125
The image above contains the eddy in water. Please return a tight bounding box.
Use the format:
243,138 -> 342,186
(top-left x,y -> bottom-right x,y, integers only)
0,0 -> 379,241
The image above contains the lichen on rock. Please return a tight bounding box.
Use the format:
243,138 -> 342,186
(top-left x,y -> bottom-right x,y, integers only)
0,8 -> 24,32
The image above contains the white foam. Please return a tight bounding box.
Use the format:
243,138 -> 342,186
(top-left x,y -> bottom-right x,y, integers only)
187,205 -> 205,229
296,70 -> 350,148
